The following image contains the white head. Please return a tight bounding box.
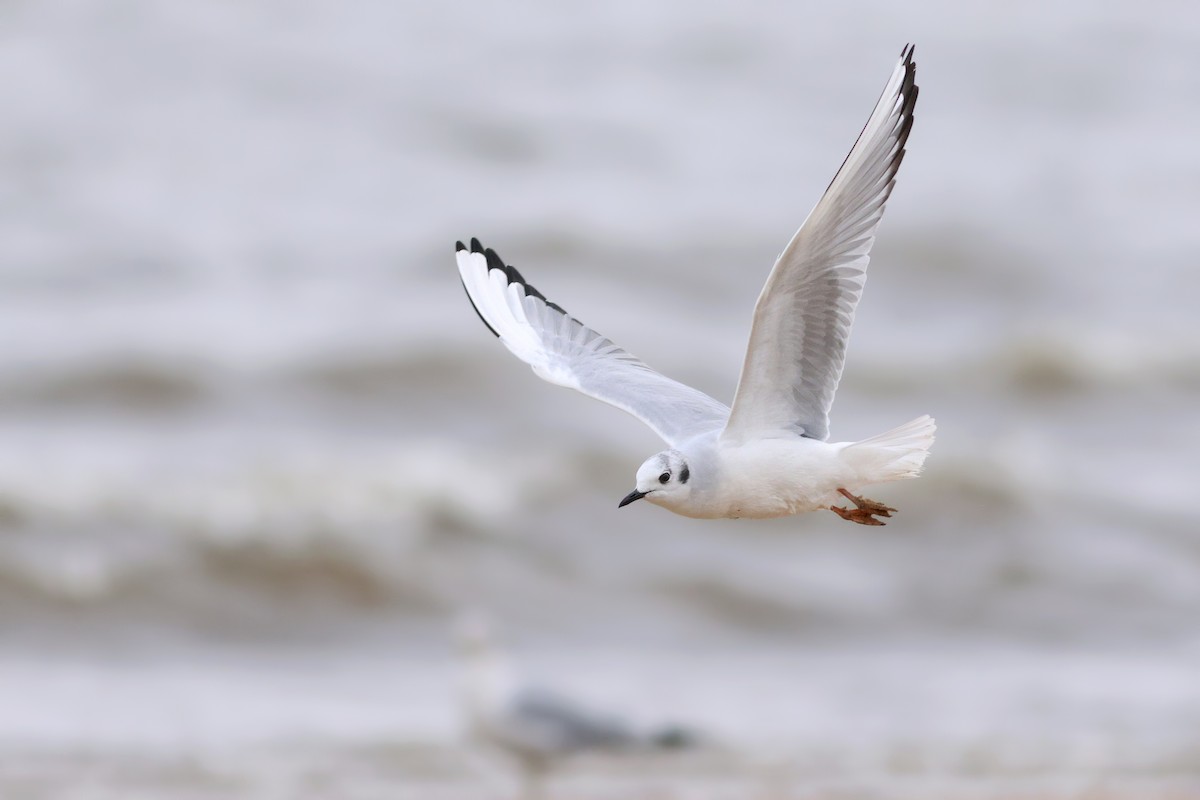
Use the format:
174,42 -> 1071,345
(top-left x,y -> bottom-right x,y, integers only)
618,449 -> 692,511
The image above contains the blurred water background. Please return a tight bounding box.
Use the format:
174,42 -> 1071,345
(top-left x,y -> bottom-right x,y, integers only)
1,0 -> 1199,797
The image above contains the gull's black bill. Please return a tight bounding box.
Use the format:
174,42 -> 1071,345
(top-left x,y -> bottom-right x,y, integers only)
618,489 -> 647,508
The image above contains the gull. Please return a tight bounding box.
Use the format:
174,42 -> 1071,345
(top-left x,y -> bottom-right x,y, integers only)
455,617 -> 695,794
456,45 -> 932,525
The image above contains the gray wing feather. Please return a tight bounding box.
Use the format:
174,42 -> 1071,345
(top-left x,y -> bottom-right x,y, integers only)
457,239 -> 729,447
723,46 -> 918,443
504,688 -> 639,754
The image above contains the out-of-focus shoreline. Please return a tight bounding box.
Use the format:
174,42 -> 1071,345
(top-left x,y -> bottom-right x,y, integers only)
4,745 -> 1198,800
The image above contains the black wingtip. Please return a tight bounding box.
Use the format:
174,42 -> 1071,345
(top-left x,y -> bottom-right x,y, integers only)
460,240 -> 585,336
886,44 -> 919,179
482,246 -> 505,273
902,45 -> 917,84
457,237 -> 498,338
819,46 -> 919,200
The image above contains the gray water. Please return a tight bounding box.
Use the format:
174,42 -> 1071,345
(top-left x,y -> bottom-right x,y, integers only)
1,0 -> 1199,797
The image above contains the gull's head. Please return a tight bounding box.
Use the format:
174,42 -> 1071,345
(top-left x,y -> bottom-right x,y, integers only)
620,450 -> 691,511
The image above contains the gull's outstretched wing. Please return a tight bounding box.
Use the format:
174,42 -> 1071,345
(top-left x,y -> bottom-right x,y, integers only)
457,239 -> 729,447
723,45 -> 918,443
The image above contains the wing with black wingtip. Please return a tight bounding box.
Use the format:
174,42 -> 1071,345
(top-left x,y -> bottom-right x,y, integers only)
456,239 -> 729,447
723,45 -> 919,443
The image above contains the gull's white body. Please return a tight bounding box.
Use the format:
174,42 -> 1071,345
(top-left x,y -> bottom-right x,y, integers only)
649,416 -> 934,519
455,46 -> 933,523
664,432 -> 851,519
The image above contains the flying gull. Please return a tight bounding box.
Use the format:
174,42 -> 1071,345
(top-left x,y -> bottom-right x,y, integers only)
456,45 -> 932,525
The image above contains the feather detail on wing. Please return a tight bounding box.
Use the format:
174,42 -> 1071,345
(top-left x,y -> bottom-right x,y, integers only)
456,239 -> 729,447
723,45 -> 918,443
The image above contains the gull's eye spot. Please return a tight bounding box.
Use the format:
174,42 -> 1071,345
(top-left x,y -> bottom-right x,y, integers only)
658,472 -> 671,484
680,465 -> 689,484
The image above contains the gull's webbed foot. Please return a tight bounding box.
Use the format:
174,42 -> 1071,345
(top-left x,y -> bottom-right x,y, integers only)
829,488 -> 897,526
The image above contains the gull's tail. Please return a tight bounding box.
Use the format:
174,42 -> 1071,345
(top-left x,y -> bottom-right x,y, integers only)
843,415 -> 936,483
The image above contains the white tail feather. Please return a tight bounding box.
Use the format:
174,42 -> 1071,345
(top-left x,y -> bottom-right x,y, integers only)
843,415 -> 936,483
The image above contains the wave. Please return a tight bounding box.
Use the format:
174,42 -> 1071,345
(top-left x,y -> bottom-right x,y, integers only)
0,360 -> 211,410
0,332 -> 1194,641
0,441 -> 580,630
0,349 -> 516,413
842,328 -> 1200,395
1,325 -> 1194,421
0,433 -> 1194,644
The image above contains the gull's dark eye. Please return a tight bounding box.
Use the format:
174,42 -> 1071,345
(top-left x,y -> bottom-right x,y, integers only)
658,472 -> 670,484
